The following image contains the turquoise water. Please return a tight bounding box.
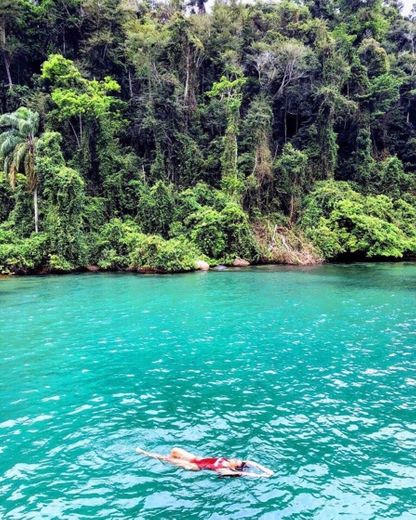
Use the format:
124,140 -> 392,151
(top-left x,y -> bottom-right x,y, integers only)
0,264 -> 415,519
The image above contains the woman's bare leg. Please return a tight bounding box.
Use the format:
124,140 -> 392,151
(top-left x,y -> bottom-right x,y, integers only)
136,448 -> 169,461
137,447 -> 199,471
170,447 -> 198,461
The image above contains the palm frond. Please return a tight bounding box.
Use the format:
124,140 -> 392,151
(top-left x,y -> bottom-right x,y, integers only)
9,163 -> 17,190
25,152 -> 37,192
3,156 -> 17,189
0,108 -> 40,138
3,155 -> 10,175
0,108 -> 40,192
13,141 -> 28,172
16,108 -> 40,137
0,129 -> 18,145
0,133 -> 22,161
0,113 -> 20,129
30,112 -> 40,135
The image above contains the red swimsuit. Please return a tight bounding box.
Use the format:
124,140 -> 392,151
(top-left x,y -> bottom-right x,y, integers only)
191,457 -> 229,471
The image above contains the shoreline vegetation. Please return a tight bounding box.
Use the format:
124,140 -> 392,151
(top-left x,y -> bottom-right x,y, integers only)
2,250 -> 416,278
1,256 -> 415,277
1,1 -> 416,275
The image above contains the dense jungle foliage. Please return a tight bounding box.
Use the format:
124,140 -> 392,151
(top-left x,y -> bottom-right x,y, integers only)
1,0 -> 416,273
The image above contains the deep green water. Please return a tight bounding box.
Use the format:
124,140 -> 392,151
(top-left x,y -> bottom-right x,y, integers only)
0,264 -> 415,519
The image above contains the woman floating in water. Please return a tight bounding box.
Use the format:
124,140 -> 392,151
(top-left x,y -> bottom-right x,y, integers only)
136,447 -> 273,478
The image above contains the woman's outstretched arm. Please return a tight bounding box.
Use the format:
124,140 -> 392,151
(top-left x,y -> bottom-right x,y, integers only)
244,460 -> 274,477
217,468 -> 271,478
216,460 -> 274,478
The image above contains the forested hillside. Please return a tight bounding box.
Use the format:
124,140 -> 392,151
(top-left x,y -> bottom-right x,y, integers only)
1,0 -> 416,273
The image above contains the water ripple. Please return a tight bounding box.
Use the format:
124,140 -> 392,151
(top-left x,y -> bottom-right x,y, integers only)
0,265 -> 415,518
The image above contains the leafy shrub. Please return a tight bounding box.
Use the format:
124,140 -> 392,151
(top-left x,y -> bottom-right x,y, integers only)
378,156 -> 413,198
129,235 -> 201,273
84,196 -> 107,232
136,181 -> 175,237
221,202 -> 258,261
7,174 -> 35,237
302,181 -> 416,259
187,207 -> 226,258
184,202 -> 258,261
91,218 -> 200,272
49,254 -> 75,272
44,166 -> 87,267
173,183 -> 228,223
36,131 -> 65,192
0,173 -> 13,222
0,230 -> 50,274
91,218 -> 143,269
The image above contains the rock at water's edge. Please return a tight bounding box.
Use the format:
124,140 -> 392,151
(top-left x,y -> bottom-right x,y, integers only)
195,260 -> 210,271
233,258 -> 250,267
86,264 -> 100,272
137,267 -> 158,274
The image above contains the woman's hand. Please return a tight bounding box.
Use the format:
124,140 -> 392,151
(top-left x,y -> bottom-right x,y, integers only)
217,467 -> 273,478
245,461 -> 274,477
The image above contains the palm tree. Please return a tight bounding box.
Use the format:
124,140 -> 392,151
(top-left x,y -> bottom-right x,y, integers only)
0,107 -> 40,232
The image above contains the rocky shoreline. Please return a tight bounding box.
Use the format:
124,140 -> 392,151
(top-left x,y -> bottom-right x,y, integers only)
0,254 -> 324,277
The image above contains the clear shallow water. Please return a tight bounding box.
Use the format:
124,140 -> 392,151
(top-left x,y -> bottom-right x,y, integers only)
0,264 -> 415,520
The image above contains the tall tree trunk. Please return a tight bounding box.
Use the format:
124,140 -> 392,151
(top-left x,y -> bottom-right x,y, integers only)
69,121 -> 80,148
128,69 -> 133,98
33,187 -> 39,233
3,51 -> 12,88
184,46 -> 190,106
284,108 -> 287,143
79,115 -> 83,142
289,193 -> 295,225
0,16 -> 12,88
